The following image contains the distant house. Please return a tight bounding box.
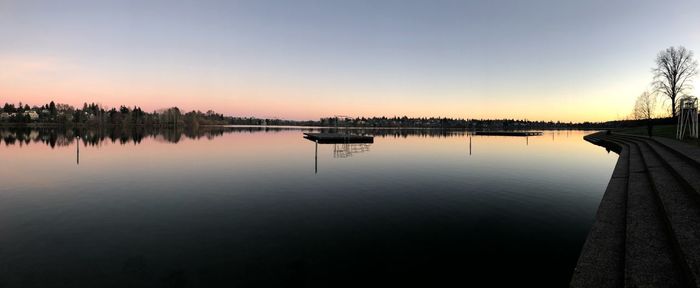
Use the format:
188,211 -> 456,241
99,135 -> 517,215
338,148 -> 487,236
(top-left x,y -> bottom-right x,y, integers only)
0,112 -> 9,120
24,111 -> 39,120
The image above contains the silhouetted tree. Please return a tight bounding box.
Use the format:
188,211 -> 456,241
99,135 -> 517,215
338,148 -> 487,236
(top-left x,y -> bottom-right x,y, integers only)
49,101 -> 56,114
633,91 -> 658,136
653,46 -> 698,117
3,103 -> 16,113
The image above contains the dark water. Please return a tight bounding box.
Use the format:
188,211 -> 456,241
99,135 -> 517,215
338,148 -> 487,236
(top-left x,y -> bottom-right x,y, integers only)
0,127 -> 617,287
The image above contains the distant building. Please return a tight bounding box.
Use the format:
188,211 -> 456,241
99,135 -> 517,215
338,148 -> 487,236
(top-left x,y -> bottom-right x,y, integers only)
0,112 -> 9,120
24,111 -> 39,120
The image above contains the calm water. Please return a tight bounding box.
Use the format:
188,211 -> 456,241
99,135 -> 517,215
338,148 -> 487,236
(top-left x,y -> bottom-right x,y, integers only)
0,127 -> 617,287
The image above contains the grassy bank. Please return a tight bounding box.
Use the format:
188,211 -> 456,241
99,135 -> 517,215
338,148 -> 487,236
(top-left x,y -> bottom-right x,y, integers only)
615,124 -> 700,146
615,125 -> 676,138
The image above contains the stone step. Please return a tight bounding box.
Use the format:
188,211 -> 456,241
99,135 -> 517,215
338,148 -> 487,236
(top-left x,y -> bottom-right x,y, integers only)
577,132 -> 700,287
623,142 -> 685,287
610,135 -> 700,286
571,134 -> 628,288
652,137 -> 700,169
613,135 -> 700,205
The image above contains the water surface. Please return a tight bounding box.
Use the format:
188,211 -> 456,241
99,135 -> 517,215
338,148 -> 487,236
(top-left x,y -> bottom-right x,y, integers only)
0,127 -> 617,287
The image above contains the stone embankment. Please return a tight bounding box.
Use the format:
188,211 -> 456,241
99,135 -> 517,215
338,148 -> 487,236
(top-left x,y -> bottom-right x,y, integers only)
572,132 -> 700,288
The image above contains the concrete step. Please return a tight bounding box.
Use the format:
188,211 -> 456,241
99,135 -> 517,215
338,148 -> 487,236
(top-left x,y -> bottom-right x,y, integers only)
571,135 -> 628,288
623,142 -> 685,287
614,134 -> 700,203
652,137 -> 700,169
577,132 -> 700,287
610,135 -> 700,286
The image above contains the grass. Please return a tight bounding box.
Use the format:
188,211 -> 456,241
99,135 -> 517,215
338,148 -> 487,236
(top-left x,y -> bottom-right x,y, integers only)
615,124 -> 700,146
615,125 -> 677,138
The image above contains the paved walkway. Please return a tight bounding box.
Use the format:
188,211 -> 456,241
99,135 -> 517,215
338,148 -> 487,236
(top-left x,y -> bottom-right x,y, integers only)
572,132 -> 700,288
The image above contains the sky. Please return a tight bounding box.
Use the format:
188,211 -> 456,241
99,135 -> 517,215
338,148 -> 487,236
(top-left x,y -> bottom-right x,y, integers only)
1,0 -> 699,122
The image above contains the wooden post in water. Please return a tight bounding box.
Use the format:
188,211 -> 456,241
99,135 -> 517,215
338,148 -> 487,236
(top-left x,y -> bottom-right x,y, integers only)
314,140 -> 318,174
76,136 -> 80,165
469,136 -> 472,155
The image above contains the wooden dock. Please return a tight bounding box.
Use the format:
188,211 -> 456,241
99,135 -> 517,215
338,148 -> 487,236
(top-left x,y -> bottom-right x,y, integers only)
573,131 -> 700,287
473,131 -> 543,136
303,133 -> 374,144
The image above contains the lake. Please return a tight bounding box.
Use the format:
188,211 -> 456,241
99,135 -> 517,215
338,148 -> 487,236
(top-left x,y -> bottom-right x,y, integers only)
0,127 -> 617,287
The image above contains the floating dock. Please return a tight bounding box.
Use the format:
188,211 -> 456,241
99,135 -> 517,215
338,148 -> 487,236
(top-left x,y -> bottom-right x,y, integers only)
473,131 -> 543,136
303,133 -> 374,144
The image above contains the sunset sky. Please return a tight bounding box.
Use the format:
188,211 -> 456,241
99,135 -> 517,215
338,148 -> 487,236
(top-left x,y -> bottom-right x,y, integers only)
1,0 -> 700,122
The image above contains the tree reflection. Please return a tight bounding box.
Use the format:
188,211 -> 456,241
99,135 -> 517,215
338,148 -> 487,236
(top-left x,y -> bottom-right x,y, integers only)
0,126 -> 232,148
0,126 -> 478,148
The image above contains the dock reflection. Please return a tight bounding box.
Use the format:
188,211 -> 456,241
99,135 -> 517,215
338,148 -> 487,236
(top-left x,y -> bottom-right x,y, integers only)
312,141 -> 372,174
333,143 -> 371,158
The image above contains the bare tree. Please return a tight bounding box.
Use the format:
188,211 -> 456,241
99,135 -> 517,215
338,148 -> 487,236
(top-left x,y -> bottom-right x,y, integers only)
653,46 -> 698,118
633,91 -> 658,136
633,91 -> 657,120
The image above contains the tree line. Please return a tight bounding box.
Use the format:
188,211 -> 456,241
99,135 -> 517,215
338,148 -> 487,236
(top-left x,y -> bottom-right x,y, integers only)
0,101 -> 232,127
0,100 -> 645,130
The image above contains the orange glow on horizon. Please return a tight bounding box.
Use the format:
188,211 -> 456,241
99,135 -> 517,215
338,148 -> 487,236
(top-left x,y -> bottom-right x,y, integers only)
0,55 -> 642,123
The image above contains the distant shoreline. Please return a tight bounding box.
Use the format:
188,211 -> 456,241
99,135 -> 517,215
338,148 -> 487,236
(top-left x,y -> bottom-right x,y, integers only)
0,122 -> 611,131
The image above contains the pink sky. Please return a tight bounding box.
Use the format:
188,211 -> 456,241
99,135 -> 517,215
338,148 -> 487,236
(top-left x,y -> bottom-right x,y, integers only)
0,53 -> 647,122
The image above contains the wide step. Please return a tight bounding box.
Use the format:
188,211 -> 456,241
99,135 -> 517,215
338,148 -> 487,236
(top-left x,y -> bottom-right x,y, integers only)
575,132 -> 700,287
624,143 -> 685,286
570,140 -> 628,287
611,135 -> 700,286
